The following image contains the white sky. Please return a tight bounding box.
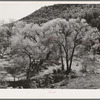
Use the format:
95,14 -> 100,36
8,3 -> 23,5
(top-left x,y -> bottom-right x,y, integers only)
0,1 -> 66,23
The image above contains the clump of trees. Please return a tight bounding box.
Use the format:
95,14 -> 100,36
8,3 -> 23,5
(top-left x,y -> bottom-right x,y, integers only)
0,17 -> 99,88
7,18 -> 89,82
41,18 -> 88,74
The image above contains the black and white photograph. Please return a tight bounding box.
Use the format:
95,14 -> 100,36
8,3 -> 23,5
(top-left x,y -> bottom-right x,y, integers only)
0,1 -> 100,90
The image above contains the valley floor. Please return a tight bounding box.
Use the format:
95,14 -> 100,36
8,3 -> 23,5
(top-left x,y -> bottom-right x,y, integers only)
31,56 -> 100,89
51,72 -> 100,89
1,56 -> 100,89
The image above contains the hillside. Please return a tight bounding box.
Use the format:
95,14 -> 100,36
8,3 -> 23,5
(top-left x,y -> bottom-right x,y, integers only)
21,4 -> 100,25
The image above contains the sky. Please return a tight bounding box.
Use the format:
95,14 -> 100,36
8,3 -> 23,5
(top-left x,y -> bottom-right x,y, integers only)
0,1 -> 66,23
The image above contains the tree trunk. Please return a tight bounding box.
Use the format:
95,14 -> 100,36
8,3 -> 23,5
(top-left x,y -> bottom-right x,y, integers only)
69,44 -> 76,73
14,76 -> 15,82
26,63 -> 31,82
64,36 -> 70,75
26,69 -> 30,82
65,53 -> 69,75
13,76 -> 16,88
69,58 -> 73,73
69,57 -> 73,73
61,56 -> 64,71
60,46 -> 64,71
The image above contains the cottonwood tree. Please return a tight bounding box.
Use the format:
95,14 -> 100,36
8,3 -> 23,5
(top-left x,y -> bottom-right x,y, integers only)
10,21 -> 52,82
77,26 -> 100,72
41,18 -> 88,74
0,26 -> 11,58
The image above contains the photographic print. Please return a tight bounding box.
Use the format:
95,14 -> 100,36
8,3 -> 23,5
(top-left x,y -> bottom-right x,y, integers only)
0,1 -> 100,91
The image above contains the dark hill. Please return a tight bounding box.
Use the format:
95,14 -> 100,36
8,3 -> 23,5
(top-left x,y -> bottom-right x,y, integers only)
20,4 -> 100,25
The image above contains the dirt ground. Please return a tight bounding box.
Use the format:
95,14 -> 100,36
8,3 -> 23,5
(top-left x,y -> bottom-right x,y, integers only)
47,56 -> 100,89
